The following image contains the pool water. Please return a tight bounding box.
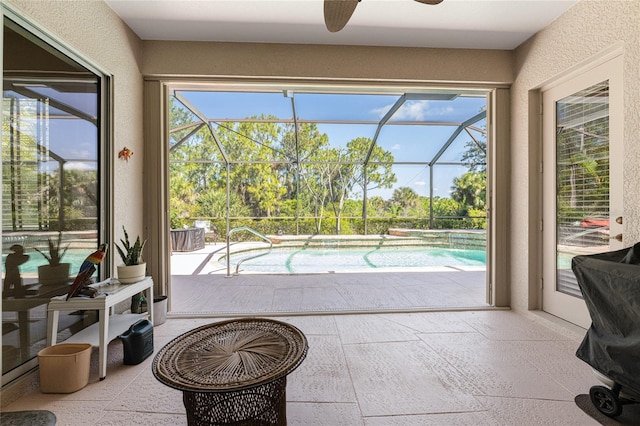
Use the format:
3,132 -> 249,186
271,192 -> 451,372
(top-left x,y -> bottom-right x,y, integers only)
226,246 -> 486,274
1,249 -> 92,275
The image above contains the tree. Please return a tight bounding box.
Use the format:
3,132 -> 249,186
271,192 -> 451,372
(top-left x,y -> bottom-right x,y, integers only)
432,197 -> 459,217
194,189 -> 250,219
298,151 -> 340,233
461,138 -> 487,172
366,196 -> 386,216
168,98 -> 225,227
168,101 -> 398,235
390,186 -> 420,216
450,172 -> 486,215
279,122 -> 329,199
169,164 -> 197,228
216,118 -> 276,213
430,197 -> 461,229
556,115 -> 609,225
324,137 -> 396,234
461,107 -> 487,173
47,168 -> 97,230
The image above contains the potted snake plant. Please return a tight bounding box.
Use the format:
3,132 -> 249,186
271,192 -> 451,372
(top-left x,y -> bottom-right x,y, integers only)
34,231 -> 71,285
115,226 -> 147,284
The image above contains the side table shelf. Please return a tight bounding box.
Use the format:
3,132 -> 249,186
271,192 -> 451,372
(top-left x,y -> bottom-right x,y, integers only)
47,277 -> 154,380
63,313 -> 147,346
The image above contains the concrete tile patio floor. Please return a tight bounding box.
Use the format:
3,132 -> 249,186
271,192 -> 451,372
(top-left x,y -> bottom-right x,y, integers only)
2,243 -> 605,424
2,310 -> 602,425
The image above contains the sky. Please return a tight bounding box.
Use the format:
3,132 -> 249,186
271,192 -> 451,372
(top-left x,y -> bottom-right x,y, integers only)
6,88 -> 99,172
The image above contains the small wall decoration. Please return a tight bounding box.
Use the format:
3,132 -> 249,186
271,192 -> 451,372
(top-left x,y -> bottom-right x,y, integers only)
118,147 -> 134,162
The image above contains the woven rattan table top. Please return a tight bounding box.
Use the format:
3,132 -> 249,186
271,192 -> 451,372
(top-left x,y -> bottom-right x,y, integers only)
152,318 -> 308,392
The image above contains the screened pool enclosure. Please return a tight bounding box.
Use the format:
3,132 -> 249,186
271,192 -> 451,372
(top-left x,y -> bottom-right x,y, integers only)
168,86 -> 488,241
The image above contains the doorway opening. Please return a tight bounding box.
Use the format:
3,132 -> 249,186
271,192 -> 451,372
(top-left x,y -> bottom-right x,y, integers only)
166,84 -> 492,315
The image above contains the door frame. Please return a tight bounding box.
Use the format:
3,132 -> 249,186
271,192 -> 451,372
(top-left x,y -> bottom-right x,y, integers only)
538,46 -> 624,327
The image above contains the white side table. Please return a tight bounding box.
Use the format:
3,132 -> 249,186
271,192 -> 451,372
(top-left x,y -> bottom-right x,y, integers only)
47,277 -> 154,379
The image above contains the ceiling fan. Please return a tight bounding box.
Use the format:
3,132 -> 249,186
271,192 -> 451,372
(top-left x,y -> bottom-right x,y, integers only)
324,0 -> 444,33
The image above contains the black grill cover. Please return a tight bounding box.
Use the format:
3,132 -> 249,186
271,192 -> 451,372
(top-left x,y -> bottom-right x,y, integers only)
572,242 -> 640,393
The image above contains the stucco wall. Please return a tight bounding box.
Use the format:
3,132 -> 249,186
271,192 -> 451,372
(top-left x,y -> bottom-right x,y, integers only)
142,40 -> 513,84
3,0 -> 145,276
511,0 -> 640,312
7,0 -> 637,319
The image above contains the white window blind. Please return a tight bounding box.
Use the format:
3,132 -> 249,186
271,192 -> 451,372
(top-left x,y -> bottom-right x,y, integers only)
555,80 -> 609,297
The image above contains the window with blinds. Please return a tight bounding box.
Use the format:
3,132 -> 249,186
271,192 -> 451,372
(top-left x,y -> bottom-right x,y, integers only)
555,80 -> 610,297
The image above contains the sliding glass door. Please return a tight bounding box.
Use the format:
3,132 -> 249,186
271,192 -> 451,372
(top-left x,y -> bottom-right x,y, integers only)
2,14 -> 109,383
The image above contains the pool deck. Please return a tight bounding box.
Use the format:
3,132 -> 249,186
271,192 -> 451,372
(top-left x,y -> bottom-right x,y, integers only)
169,242 -> 488,316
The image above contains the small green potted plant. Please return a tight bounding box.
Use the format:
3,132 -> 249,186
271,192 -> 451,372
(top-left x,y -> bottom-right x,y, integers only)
34,231 -> 71,285
115,226 -> 147,284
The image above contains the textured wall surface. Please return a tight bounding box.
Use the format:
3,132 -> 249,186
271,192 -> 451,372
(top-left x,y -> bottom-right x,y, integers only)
511,0 -> 640,312
3,0 -> 145,276
4,0 -> 638,319
142,41 -> 514,84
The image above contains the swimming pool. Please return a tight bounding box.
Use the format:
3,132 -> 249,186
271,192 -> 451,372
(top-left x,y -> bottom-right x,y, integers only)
222,245 -> 486,274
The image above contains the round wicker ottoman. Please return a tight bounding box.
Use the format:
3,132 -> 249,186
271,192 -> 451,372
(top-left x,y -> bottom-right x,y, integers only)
152,318 -> 308,426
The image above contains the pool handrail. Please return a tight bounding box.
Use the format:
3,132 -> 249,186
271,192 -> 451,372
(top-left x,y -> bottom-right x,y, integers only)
226,226 -> 273,277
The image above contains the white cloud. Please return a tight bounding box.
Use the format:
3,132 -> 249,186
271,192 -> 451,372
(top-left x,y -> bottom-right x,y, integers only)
371,105 -> 391,118
428,106 -> 455,117
396,101 -> 429,120
414,181 -> 426,186
371,101 -> 455,121
67,149 -> 93,159
391,144 -> 401,150
65,162 -> 95,171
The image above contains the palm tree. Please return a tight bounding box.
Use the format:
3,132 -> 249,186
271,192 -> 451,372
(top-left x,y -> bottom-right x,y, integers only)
390,186 -> 420,216
451,172 -> 486,215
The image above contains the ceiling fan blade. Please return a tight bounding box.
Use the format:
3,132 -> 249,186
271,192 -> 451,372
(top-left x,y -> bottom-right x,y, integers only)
324,0 -> 360,33
414,0 -> 444,4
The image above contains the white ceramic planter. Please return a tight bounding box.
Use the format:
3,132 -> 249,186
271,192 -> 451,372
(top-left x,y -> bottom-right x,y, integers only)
117,263 -> 146,284
38,263 -> 71,286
